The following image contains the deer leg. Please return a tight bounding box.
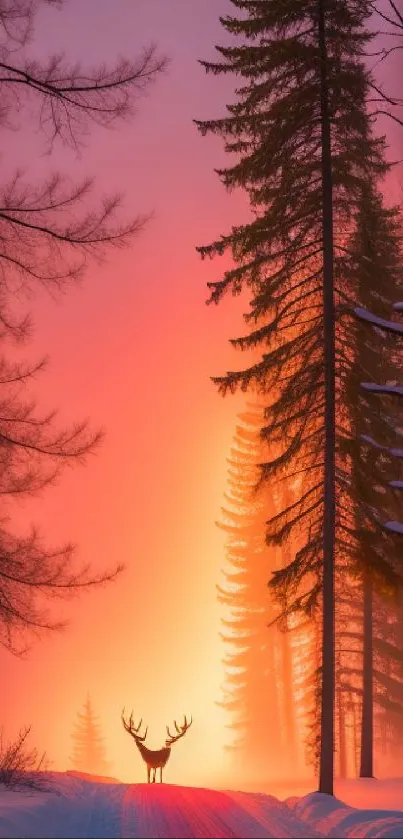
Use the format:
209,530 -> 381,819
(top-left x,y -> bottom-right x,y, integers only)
160,767 -> 163,783
147,766 -> 150,784
152,768 -> 156,783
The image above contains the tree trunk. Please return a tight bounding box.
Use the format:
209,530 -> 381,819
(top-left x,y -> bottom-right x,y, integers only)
281,524 -> 297,766
318,0 -> 336,796
359,571 -> 374,777
352,697 -> 360,776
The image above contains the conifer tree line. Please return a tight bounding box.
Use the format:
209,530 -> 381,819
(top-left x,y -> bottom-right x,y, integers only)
197,0 -> 403,793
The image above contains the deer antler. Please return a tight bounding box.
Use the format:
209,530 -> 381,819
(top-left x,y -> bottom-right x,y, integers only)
121,708 -> 148,742
165,715 -> 193,746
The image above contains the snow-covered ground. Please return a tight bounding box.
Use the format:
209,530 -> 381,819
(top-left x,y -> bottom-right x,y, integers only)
1,773 -> 403,838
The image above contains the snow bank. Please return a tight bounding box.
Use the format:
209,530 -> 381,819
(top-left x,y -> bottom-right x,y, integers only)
335,778 -> 403,812
287,791 -> 403,838
0,774 -> 322,839
226,790 -> 322,837
1,773 -> 403,838
0,775 -> 126,839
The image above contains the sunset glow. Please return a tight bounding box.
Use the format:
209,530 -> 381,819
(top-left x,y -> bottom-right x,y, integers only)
1,0 -> 253,787
2,0 -> 402,801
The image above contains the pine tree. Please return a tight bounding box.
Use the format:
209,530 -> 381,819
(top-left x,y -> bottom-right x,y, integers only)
70,696 -> 111,777
217,405 -> 301,780
196,0 -> 389,793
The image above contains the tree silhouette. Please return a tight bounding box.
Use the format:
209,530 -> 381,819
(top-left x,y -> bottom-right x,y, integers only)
196,0 -> 394,793
70,696 -> 111,777
0,0 -> 166,652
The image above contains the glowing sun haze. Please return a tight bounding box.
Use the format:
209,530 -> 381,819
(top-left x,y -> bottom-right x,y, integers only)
1,0 -> 252,786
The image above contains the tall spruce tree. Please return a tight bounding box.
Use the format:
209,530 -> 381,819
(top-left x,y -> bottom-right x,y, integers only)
196,0 -> 389,793
70,695 -> 111,777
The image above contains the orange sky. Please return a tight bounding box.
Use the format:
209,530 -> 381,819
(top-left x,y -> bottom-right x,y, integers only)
2,0 -> 402,788
1,0 -> 254,786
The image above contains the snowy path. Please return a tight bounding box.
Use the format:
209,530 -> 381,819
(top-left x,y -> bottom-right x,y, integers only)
120,785 -> 322,838
1,775 -> 403,838
0,777 -> 322,839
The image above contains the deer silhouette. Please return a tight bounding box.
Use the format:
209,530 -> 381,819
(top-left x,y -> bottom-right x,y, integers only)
121,709 -> 193,783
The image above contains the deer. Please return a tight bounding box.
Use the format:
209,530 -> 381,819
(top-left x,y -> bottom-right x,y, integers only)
121,709 -> 193,783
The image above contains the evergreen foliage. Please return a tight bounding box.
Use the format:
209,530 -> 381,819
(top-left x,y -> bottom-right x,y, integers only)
217,405 -> 301,778
196,0 -> 402,791
70,696 -> 111,777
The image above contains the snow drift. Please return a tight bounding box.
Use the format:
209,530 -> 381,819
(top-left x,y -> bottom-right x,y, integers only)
1,773 -> 403,838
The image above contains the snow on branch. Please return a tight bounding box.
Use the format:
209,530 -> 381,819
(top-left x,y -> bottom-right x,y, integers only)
355,307 -> 403,334
361,382 -> 403,397
384,520 -> 403,535
360,434 -> 403,457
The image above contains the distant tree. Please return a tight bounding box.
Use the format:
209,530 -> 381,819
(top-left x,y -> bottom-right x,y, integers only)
217,405 -> 287,778
70,695 -> 111,777
219,406 -> 324,781
0,0 -> 166,653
